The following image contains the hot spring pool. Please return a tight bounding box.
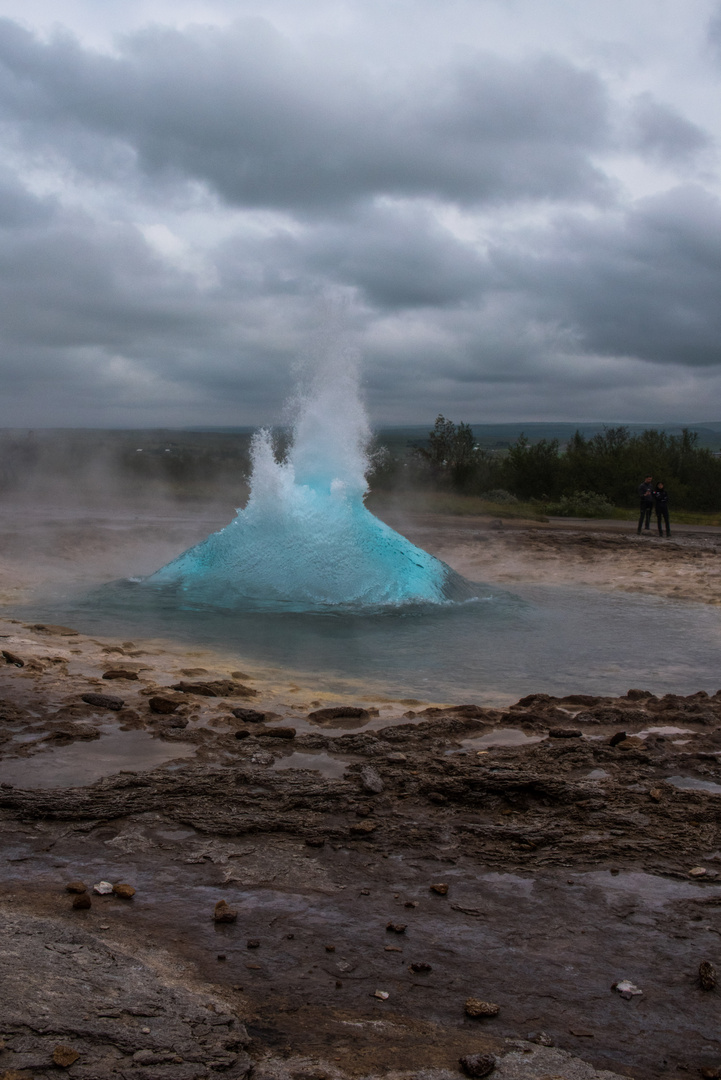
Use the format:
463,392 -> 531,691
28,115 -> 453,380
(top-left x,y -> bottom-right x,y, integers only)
19,579 -> 721,703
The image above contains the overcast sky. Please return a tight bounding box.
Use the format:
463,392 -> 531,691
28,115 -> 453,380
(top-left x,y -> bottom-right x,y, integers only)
0,0 -> 720,426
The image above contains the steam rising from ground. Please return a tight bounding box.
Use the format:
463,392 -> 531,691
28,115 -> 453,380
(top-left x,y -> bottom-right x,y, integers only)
148,352 -> 475,610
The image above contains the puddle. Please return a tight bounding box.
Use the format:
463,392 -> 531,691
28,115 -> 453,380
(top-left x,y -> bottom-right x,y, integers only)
586,768 -> 610,779
271,751 -> 351,779
461,728 -> 544,749
0,728 -> 195,789
638,727 -> 695,738
666,775 -> 721,794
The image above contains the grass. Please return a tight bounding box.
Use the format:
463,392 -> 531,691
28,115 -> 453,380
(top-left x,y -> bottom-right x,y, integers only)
367,489 -> 721,526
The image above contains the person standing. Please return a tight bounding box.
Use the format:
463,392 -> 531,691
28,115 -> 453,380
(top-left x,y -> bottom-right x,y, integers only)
637,475 -> 653,534
653,481 -> 670,537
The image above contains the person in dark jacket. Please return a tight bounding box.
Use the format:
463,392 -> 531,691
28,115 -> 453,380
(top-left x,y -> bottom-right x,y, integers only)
637,475 -> 653,533
653,481 -> 670,537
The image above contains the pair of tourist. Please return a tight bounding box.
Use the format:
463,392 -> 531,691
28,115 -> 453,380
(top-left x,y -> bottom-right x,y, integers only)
638,476 -> 670,537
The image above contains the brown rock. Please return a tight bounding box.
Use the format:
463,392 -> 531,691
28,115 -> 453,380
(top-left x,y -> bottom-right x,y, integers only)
410,962 -> 432,973
649,788 -> 664,802
609,731 -> 627,746
2,1070 -> 34,1080
148,695 -> 180,714
386,922 -> 407,933
548,728 -> 582,738
459,1053 -> 496,1077
112,883 -> 136,899
430,883 -> 449,895
325,944 -> 336,952
30,623 -> 78,635
231,707 -> 267,722
616,736 -> 644,750
234,728 -> 251,739
308,706 -> 369,721
231,671 -> 250,680
173,680 -> 256,697
700,1069 -> 721,1079
213,900 -> 238,923
65,881 -> 87,894
700,960 -> 717,991
53,1046 -> 80,1068
247,939 -> 260,949
305,837 -> 325,847
81,692 -> 124,710
255,726 -> 296,739
102,669 -> 139,681
465,998 -> 500,1018
1,650 -> 24,667
72,894 -> 91,910
350,821 -> 377,835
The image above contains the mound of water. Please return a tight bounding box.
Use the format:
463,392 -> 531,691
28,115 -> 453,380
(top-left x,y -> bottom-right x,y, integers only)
147,352 -> 477,610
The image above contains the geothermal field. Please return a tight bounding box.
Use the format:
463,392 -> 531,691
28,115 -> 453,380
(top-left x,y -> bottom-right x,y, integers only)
1,366 -> 720,1080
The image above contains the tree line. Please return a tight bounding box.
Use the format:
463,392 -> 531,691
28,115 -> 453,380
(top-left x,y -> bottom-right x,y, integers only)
373,416 -> 721,512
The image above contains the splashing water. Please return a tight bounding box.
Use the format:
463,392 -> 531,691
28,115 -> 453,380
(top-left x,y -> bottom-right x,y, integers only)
147,352 -> 477,610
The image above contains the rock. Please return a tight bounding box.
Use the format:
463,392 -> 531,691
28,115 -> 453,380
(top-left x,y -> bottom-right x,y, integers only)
30,623 -> 78,635
247,939 -> 260,949
231,707 -> 267,722
649,788 -> 664,802
93,881 -> 114,895
325,944 -> 336,952
699,960 -> 717,990
1,650 -> 24,667
234,728 -> 251,739
386,922 -> 407,933
459,1052 -> 496,1077
609,731 -> 627,746
404,901 -> 417,908
613,979 -> 643,998
527,1031 -> 554,1046
700,1069 -> 721,1079
308,706 -> 369,720
548,728 -> 582,738
410,962 -> 432,973
72,894 -> 91,910
359,765 -> 384,794
386,752 -> 407,763
464,998 -> 500,1018
102,669 -> 139,681
231,671 -> 250,679
148,695 -> 180,714
616,736 -> 645,750
373,990 -> 389,1000
173,680 -> 257,697
52,1045 -> 80,1068
626,688 -> 654,700
305,837 -> 325,847
350,821 -> 377,835
430,883 -> 449,895
255,726 -> 296,739
65,881 -> 87,894
689,866 -> 708,878
214,900 -> 238,923
112,883 -> 136,898
81,692 -> 124,710
384,945 -> 402,952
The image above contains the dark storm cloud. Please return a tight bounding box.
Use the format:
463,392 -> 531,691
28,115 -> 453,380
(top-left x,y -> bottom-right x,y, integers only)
626,94 -> 711,164
491,184 -> 721,368
0,18 -> 612,211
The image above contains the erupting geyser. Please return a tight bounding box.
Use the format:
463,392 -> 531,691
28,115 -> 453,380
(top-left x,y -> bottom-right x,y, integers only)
147,352 -> 477,610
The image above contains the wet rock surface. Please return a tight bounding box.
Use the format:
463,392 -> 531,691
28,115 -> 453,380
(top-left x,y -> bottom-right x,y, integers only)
1,618 -> 721,1078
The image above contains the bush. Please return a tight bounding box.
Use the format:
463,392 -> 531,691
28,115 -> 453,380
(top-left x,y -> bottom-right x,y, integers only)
546,490 -> 616,518
479,489 -> 519,505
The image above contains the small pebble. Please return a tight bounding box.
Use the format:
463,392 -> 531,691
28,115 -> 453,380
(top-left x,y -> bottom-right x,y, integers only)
430,883 -> 448,895
52,1045 -> 80,1068
386,922 -> 406,933
247,939 -> 260,949
325,944 -> 336,952
465,998 -> 500,1018
93,881 -> 114,895
373,989 -> 389,1000
72,894 -> 91,910
689,866 -> 708,878
65,881 -> 87,894
459,1052 -> 496,1078
112,883 -> 136,899
410,962 -> 432,973
213,900 -> 238,923
700,960 -> 717,991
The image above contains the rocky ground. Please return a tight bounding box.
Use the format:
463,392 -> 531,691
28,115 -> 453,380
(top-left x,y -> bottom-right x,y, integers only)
1,617 -> 720,1080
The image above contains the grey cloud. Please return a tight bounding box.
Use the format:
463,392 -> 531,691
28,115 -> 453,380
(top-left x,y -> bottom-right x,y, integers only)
492,185 -> 721,368
627,93 -> 711,164
0,18 -> 612,211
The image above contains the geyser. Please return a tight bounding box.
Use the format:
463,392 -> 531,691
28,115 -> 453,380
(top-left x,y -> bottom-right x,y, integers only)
147,352 -> 476,610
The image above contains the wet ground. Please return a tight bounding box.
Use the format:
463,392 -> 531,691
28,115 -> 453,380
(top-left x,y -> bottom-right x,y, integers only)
1,618 -> 721,1079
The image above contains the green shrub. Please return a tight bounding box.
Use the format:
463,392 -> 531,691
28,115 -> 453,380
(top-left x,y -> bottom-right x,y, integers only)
479,489 -> 519,505
546,490 -> 616,517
